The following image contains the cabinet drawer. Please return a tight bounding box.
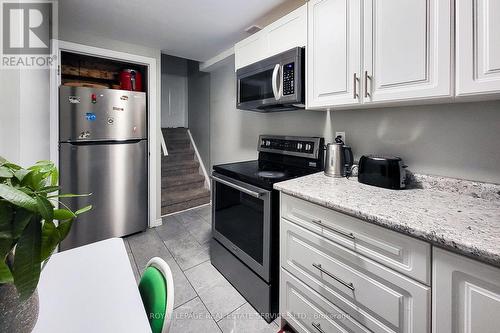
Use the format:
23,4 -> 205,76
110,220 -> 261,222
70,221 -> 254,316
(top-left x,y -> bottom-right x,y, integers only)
281,218 -> 431,333
281,193 -> 431,284
280,268 -> 371,333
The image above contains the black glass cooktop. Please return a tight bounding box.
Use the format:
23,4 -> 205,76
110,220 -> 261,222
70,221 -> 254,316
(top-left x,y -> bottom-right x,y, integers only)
213,160 -> 319,190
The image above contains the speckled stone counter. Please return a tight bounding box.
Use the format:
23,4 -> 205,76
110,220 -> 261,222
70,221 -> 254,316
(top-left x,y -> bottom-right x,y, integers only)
274,172 -> 500,268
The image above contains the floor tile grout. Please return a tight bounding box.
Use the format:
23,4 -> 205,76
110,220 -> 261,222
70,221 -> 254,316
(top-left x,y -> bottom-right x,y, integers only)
215,301 -> 248,323
181,258 -> 211,273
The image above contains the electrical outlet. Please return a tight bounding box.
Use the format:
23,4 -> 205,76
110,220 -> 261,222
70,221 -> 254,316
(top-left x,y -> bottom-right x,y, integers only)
335,131 -> 346,142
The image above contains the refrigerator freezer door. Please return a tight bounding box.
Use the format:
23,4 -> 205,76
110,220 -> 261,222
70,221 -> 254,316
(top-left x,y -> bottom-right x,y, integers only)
59,140 -> 148,250
59,86 -> 147,142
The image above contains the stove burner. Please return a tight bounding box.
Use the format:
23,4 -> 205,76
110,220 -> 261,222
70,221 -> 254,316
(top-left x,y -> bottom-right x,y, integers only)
257,171 -> 286,179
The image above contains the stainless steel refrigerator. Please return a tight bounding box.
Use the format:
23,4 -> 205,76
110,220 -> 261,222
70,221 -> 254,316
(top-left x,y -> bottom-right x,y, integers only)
59,86 -> 148,250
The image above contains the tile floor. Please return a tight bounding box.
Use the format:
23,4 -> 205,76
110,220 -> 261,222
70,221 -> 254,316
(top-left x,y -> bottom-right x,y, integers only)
125,205 -> 280,333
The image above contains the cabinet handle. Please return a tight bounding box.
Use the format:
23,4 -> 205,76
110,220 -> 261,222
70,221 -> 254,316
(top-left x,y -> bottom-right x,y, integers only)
311,219 -> 355,240
353,73 -> 359,99
312,322 -> 326,333
364,71 -> 371,98
312,263 -> 355,291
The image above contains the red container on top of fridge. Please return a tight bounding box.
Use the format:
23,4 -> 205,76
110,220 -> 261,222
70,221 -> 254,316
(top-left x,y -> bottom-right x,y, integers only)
119,69 -> 143,92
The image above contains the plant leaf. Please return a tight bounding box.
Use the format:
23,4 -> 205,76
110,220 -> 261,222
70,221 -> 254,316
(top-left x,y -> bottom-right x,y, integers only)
0,259 -> 13,283
36,186 -> 59,194
57,219 -> 73,241
36,196 -> 54,223
0,201 -> 13,239
14,169 -> 30,182
75,205 -> 92,215
0,156 -> 6,165
12,208 -> 33,239
53,209 -> 76,220
0,184 -> 38,212
40,221 -> 60,262
2,163 -> 21,171
13,217 -> 42,300
0,166 -> 13,178
48,193 -> 91,199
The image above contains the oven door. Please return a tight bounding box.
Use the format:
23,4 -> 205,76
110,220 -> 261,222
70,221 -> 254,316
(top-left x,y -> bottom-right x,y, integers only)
211,172 -> 272,282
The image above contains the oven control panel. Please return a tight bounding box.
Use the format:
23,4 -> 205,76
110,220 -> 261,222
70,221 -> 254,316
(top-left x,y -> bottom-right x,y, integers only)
282,63 -> 295,96
260,138 -> 314,154
258,135 -> 324,160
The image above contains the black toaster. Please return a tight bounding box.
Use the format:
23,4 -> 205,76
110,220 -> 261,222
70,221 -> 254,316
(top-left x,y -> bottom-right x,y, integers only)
358,155 -> 407,190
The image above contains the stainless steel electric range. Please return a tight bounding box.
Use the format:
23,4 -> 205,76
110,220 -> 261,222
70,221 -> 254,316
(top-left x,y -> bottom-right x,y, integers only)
210,135 -> 325,322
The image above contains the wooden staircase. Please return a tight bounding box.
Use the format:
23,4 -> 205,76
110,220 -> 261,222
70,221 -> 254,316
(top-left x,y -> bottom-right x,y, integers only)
161,128 -> 210,215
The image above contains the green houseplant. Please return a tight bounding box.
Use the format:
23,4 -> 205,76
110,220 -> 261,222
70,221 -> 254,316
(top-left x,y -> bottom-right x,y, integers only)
0,156 -> 91,332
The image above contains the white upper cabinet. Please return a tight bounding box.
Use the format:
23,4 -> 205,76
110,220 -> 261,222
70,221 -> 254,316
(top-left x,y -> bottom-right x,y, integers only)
234,5 -> 307,71
306,0 -> 453,109
363,0 -> 452,103
456,0 -> 500,96
266,5 -> 307,58
306,0 -> 362,108
432,248 -> 500,333
234,31 -> 267,70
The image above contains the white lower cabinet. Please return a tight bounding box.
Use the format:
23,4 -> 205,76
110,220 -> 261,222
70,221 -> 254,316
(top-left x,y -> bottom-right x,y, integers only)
281,269 -> 372,333
432,248 -> 500,333
279,195 -> 500,333
281,218 -> 430,333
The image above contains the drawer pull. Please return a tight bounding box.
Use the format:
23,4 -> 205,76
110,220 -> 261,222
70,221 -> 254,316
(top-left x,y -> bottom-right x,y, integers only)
312,322 -> 326,333
311,219 -> 355,240
313,263 -> 355,291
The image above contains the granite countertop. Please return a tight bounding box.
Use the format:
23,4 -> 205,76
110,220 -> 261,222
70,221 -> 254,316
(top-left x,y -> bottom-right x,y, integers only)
274,172 -> 500,268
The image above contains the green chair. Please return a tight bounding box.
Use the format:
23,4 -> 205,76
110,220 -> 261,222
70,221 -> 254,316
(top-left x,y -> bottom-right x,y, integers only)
139,257 -> 175,333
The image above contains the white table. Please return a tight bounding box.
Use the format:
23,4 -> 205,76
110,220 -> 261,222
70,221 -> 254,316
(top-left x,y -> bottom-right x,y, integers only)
33,238 -> 151,333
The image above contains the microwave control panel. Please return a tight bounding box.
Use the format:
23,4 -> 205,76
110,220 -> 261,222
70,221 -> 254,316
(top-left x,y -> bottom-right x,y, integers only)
282,63 -> 295,96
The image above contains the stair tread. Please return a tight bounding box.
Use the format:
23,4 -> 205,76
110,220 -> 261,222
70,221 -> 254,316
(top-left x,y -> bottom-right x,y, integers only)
162,174 -> 204,187
162,160 -> 199,168
162,173 -> 204,182
165,147 -> 194,154
162,187 -> 210,206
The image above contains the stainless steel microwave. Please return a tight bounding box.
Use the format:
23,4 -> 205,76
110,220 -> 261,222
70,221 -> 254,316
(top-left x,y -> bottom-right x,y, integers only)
236,47 -> 305,112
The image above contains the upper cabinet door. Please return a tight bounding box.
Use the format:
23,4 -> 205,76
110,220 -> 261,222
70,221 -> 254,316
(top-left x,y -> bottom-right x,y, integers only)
363,0 -> 452,103
234,4 -> 307,71
456,0 -> 500,96
306,0 -> 362,109
267,5 -> 307,56
234,31 -> 268,70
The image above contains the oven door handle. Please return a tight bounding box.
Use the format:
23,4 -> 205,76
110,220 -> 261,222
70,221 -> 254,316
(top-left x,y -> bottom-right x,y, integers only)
212,176 -> 266,199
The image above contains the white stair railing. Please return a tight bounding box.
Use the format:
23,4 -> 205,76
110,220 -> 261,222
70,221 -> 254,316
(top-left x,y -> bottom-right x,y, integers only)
161,129 -> 168,156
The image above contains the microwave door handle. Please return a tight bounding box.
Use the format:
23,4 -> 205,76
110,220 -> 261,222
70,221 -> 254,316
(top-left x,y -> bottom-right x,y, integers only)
272,64 -> 281,100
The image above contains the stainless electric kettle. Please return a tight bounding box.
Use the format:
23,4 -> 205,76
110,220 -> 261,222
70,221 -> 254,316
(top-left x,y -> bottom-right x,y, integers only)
324,136 -> 354,178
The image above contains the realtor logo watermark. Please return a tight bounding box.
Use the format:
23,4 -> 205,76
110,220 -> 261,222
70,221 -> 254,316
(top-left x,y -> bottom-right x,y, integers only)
1,0 -> 57,69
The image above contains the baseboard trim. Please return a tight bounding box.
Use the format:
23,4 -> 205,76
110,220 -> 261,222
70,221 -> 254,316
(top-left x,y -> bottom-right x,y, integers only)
150,217 -> 163,228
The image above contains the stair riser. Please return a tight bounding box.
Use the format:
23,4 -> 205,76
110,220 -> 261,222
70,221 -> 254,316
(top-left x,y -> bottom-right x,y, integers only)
161,197 -> 211,215
162,180 -> 205,192
162,167 -> 199,177
166,142 -> 191,150
164,134 -> 189,140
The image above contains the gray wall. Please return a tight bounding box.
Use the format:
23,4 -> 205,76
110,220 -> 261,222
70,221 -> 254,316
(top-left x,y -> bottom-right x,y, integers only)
188,61 -> 211,168
161,54 -> 188,128
210,56 -> 500,184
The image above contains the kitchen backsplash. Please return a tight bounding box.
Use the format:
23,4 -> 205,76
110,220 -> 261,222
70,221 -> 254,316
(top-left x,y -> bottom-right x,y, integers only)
210,55 -> 500,184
